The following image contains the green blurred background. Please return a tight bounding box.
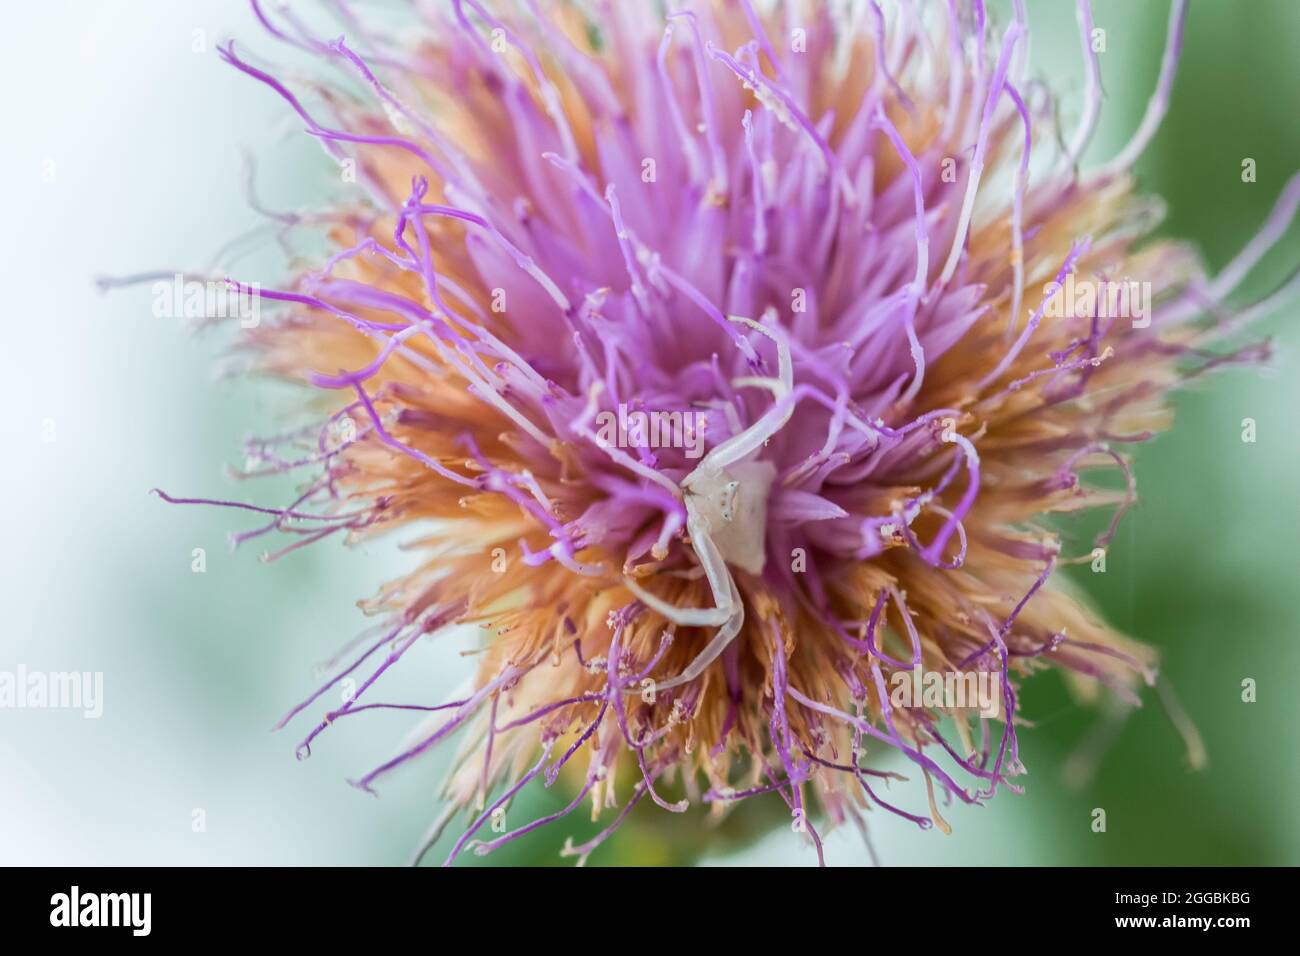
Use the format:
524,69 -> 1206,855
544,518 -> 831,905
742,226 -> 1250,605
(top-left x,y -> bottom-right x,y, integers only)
0,0 -> 1295,866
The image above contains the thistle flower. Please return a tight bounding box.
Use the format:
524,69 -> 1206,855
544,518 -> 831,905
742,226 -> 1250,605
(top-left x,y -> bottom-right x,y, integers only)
161,0 -> 1299,865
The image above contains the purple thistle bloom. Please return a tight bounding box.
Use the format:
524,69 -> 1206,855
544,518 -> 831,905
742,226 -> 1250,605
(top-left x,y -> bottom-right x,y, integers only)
156,0 -> 1298,864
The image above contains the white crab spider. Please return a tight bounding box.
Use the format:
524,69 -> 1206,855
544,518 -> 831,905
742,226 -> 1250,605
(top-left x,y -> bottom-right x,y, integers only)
624,310 -> 793,692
